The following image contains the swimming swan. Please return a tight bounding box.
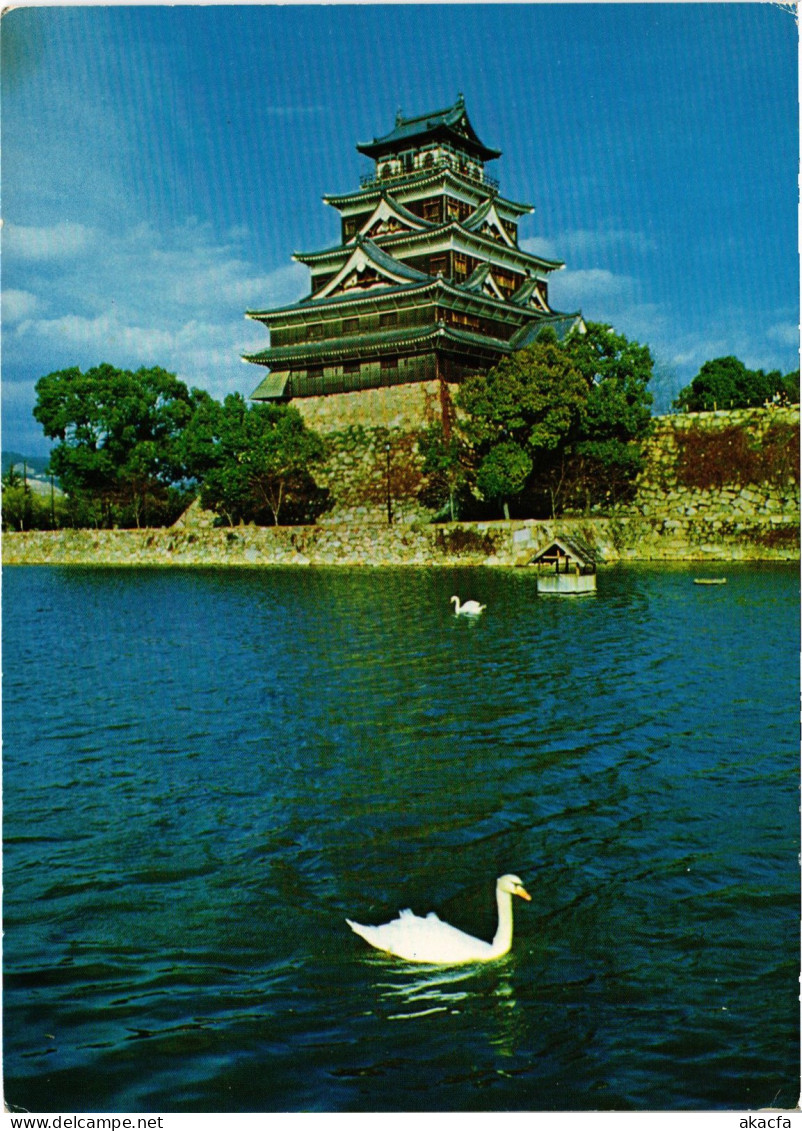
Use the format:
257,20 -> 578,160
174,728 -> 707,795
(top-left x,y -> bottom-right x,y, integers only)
451,595 -> 486,616
346,874 -> 531,964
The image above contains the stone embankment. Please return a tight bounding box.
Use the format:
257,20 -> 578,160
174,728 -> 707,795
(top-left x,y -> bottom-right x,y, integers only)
4,406 -> 798,567
3,511 -> 797,568
630,407 -> 798,519
298,380 -> 443,525
608,406 -> 799,560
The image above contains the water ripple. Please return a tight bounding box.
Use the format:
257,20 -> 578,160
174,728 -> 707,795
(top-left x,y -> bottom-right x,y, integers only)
2,564 -> 798,1112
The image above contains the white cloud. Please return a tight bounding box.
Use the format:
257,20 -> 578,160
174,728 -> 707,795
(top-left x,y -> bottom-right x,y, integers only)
2,289 -> 41,323
3,222 -> 95,261
550,267 -> 638,309
521,227 -> 656,264
521,235 -> 560,261
563,228 -> 657,258
3,218 -> 308,403
262,105 -> 327,117
767,320 -> 800,349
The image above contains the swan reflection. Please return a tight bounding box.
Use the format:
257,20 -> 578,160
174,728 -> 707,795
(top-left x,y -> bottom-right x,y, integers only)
375,962 -> 478,1019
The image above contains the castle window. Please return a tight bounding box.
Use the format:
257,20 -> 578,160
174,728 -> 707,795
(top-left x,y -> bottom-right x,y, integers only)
423,200 -> 441,223
379,311 -> 398,329
342,317 -> 359,334
454,253 -> 468,277
429,255 -> 447,276
307,323 -> 324,340
343,360 -> 361,375
343,218 -> 358,239
380,355 -> 398,371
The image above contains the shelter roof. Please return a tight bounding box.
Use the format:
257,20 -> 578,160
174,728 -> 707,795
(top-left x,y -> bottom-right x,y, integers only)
246,273 -> 579,328
461,262 -> 505,301
246,278 -> 436,321
529,536 -> 597,569
356,95 -> 501,163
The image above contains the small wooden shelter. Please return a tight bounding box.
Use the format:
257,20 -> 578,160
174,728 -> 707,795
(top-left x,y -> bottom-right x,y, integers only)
529,536 -> 597,595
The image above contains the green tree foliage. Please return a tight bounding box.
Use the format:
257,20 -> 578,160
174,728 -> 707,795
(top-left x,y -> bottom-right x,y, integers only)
2,460 -> 34,531
673,356 -> 795,412
183,393 -> 328,526
475,441 -> 533,520
459,333 -> 587,453
457,333 -> 587,517
33,364 -> 205,527
417,421 -> 472,521
1,483 -> 72,532
456,324 -> 654,517
1,462 -> 68,531
780,369 -> 800,405
562,322 -> 654,511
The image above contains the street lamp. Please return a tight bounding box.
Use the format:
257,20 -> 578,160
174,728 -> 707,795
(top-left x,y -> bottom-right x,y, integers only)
385,441 -> 392,524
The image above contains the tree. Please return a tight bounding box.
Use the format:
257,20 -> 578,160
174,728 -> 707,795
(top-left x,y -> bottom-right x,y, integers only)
185,394 -> 328,526
417,421 -> 472,521
475,441 -> 533,521
673,356 -> 787,412
453,324 -> 654,518
457,333 -> 588,517
562,322 -> 654,511
779,369 -> 799,405
33,364 -> 205,527
1,462 -> 32,530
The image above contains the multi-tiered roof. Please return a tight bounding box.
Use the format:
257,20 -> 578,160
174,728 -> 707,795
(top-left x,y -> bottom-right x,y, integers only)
245,95 -> 582,400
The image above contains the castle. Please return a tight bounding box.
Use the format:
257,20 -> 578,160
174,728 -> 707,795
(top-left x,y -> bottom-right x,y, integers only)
244,95 -> 582,403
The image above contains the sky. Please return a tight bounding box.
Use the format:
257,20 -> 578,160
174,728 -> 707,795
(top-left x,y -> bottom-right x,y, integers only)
2,3 -> 799,454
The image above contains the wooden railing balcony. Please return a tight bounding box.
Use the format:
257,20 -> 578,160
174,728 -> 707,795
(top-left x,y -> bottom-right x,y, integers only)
360,159 -> 499,194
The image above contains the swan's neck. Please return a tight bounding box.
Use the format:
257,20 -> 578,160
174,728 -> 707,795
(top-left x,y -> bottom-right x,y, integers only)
490,888 -> 515,957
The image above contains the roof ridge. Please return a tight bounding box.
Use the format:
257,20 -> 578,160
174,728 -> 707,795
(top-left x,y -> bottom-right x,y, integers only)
394,94 -> 463,130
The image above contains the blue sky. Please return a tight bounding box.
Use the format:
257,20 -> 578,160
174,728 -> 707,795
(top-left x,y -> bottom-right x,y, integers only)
2,3 -> 798,454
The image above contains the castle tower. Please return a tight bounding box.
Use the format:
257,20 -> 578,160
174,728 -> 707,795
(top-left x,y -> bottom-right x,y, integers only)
245,95 -> 582,401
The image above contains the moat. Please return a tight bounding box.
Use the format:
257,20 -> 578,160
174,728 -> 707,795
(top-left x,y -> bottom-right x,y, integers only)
3,563 -> 798,1111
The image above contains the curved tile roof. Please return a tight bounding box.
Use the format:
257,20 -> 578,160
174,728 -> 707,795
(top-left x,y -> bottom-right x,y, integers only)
356,95 -> 501,163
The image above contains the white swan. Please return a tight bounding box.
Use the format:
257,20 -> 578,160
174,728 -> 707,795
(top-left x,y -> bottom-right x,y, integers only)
451,595 -> 486,616
346,874 -> 531,964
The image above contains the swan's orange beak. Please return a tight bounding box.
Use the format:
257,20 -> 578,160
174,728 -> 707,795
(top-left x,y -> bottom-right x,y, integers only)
515,885 -> 532,901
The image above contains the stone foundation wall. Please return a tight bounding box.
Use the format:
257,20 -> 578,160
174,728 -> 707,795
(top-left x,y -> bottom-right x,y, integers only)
294,380 -> 450,433
297,380 -> 454,525
4,404 -> 798,567
4,512 -> 798,568
627,407 -> 799,523
299,390 -> 800,534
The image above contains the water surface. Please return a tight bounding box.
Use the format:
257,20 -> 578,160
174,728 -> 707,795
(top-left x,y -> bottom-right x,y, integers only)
3,564 -> 799,1111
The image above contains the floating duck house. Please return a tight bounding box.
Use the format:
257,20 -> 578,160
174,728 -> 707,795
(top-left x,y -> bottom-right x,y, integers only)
529,537 -> 597,595
244,95 -> 582,401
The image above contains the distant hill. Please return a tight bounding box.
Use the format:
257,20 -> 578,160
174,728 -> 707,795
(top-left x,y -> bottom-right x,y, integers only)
2,451 -> 52,476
